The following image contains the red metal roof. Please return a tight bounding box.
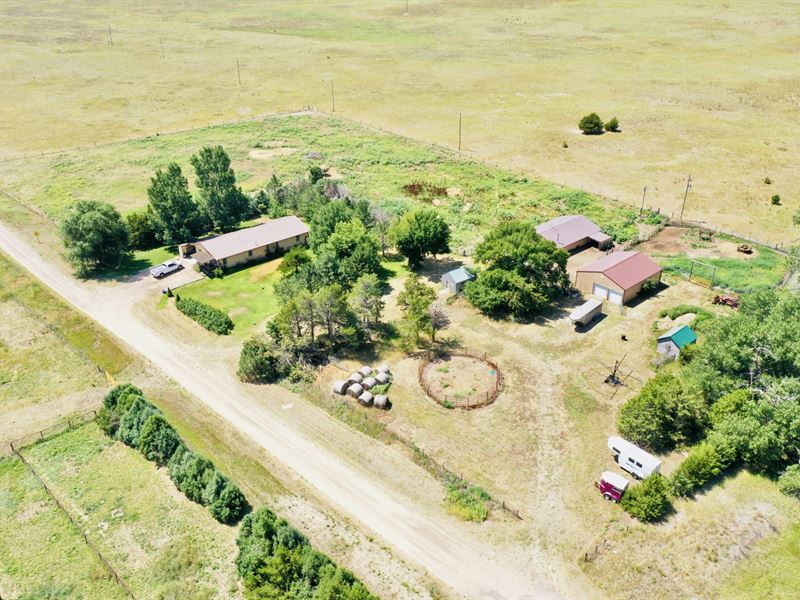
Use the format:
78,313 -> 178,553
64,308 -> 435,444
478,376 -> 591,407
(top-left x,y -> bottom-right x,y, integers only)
578,251 -> 662,290
536,215 -> 602,248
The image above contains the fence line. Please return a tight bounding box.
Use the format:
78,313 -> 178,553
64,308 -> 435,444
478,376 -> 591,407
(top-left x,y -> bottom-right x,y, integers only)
417,349 -> 504,409
671,219 -> 789,255
3,409 -> 100,456
10,421 -> 136,599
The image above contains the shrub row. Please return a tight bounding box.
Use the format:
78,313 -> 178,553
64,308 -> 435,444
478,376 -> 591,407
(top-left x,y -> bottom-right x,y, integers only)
236,507 -> 376,599
175,295 -> 234,335
97,384 -> 248,524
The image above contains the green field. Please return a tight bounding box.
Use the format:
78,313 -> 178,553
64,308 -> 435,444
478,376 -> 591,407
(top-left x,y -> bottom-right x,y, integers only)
2,114 -> 645,252
14,422 -> 241,599
655,247 -> 786,292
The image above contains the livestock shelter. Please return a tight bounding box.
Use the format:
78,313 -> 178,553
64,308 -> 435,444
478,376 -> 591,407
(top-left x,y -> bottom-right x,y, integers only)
181,216 -> 309,270
575,251 -> 662,305
656,324 -> 697,358
441,266 -> 475,293
536,215 -> 612,251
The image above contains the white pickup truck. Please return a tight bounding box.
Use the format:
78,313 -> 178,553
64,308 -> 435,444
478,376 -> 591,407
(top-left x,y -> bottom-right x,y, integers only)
149,260 -> 183,279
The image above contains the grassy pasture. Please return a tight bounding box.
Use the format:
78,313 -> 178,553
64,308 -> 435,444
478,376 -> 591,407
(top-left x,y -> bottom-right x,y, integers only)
18,422 -> 241,599
655,247 -> 786,292
2,114 -> 642,251
1,1 -> 799,240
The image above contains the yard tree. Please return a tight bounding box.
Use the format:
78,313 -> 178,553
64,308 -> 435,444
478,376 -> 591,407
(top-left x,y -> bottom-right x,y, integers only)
349,273 -> 385,330
318,219 -> 381,284
578,112 -> 604,135
190,145 -> 249,231
371,206 -> 393,257
353,198 -> 374,229
60,199 -> 130,276
297,290 -> 319,342
428,302 -> 450,342
398,274 -> 436,341
125,207 -> 159,250
147,162 -> 198,244
238,335 -> 283,383
138,414 -> 181,466
620,474 -> 672,522
314,284 -> 353,341
391,208 -> 451,268
778,465 -> 800,498
277,246 -> 311,277
465,221 -> 568,319
309,200 -> 354,249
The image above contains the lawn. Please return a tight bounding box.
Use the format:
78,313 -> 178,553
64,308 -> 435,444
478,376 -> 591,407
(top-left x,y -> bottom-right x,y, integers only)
99,245 -> 176,279
19,422 -> 242,599
0,456 -> 128,600
654,247 -> 786,292
1,2 -> 798,241
176,257 -> 282,335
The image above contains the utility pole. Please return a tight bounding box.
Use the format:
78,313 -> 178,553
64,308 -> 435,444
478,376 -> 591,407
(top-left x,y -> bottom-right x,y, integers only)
236,58 -> 241,87
330,80 -> 335,112
107,25 -> 113,46
160,38 -> 165,59
404,0 -> 409,14
679,174 -> 692,223
640,186 -> 647,214
458,112 -> 462,151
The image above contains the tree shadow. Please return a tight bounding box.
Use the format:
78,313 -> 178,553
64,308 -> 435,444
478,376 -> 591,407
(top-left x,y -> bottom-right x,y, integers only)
626,280 -> 671,310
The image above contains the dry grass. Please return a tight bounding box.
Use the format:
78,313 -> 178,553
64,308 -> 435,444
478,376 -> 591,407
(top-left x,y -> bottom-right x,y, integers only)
1,1 -> 799,240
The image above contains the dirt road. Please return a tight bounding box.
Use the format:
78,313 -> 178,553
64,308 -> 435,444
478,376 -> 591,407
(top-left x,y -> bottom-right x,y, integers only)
0,222 -> 565,600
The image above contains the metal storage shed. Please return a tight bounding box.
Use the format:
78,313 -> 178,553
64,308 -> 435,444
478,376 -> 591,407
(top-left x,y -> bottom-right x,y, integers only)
657,324 -> 697,358
441,267 -> 475,293
575,251 -> 662,305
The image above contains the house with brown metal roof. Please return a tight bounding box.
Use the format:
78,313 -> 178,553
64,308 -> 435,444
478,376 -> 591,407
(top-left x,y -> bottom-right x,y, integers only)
183,215 -> 310,270
536,215 -> 612,251
574,251 -> 662,305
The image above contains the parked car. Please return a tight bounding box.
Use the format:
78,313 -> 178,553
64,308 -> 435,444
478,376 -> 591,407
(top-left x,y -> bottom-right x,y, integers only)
149,260 -> 183,279
596,470 -> 629,502
608,436 -> 661,480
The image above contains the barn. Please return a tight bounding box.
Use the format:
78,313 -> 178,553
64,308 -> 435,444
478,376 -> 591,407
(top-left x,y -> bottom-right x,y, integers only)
180,215 -> 310,270
575,251 -> 662,305
536,215 -> 612,251
441,266 -> 475,293
656,324 -> 697,358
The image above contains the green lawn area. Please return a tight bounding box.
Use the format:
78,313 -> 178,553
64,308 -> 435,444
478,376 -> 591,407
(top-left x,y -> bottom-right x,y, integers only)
19,422 -> 241,599
177,258 -> 283,335
655,247 -> 787,292
98,246 -> 176,279
0,456 -> 128,600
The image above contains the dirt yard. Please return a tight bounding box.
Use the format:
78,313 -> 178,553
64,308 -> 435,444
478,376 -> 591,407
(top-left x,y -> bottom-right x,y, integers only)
639,226 -> 760,261
421,354 -> 498,404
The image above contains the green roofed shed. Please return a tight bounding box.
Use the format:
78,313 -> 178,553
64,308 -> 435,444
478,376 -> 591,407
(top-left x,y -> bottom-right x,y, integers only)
656,324 -> 697,358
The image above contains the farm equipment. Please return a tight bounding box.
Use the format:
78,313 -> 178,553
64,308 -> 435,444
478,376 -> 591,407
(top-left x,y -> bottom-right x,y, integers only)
737,244 -> 753,254
713,294 -> 740,309
596,471 -> 629,502
699,229 -> 713,241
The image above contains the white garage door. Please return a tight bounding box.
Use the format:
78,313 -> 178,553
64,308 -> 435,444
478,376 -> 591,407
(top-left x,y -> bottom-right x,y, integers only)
592,283 -> 609,299
608,289 -> 623,305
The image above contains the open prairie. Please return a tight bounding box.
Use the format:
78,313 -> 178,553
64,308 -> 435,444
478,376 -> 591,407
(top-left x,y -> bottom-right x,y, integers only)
1,1 -> 799,240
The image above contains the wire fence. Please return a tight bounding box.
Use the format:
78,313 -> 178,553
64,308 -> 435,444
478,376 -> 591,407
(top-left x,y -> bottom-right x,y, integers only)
671,219 -> 790,255
9,413 -> 136,599
418,349 -> 504,409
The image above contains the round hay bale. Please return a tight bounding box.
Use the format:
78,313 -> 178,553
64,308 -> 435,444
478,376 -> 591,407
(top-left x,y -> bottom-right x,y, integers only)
375,372 -> 390,385
377,364 -> 390,374
347,383 -> 364,398
332,380 -> 348,395
348,372 -> 363,384
358,391 -> 374,407
359,365 -> 373,377
362,376 -> 377,390
373,394 -> 389,409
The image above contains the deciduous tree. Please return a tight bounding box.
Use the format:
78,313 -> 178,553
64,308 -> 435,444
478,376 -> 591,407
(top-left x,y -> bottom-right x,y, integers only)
147,162 -> 199,244
60,200 -> 130,276
391,209 -> 450,268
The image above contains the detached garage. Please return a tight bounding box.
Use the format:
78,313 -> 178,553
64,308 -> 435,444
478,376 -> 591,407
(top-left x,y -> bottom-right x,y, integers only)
575,251 -> 662,305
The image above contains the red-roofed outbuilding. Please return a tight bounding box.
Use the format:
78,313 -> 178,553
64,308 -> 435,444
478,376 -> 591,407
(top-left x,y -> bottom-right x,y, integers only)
575,251 -> 662,305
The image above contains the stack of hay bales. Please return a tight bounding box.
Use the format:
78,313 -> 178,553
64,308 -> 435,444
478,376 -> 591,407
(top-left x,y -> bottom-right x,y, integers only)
332,364 -> 392,409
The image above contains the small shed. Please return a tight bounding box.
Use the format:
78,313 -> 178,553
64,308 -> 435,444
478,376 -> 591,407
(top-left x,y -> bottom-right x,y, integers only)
657,324 -> 697,358
375,372 -> 390,385
358,391 -> 374,407
362,376 -> 377,390
332,380 -> 349,395
441,267 -> 475,293
359,365 -> 373,377
374,394 -> 389,410
348,372 -> 363,384
347,383 -> 364,398
377,364 -> 390,375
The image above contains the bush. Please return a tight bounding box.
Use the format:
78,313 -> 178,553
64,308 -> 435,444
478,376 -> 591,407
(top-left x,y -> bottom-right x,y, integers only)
771,194 -> 781,205
138,414 -> 181,466
103,383 -> 143,410
168,445 -> 214,504
604,117 -> 620,132
209,480 -> 249,524
238,335 -> 284,383
764,177 -> 772,185
117,396 -> 159,448
578,112 -> 604,135
670,442 -> 728,497
444,482 -> 491,522
778,464 -> 800,498
175,295 -> 234,335
621,474 -> 672,522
